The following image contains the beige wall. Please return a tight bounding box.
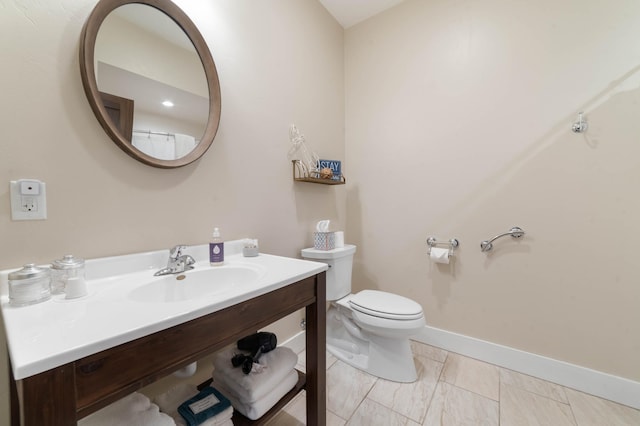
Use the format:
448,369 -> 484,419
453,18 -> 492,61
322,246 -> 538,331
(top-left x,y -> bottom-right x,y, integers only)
3,0 -> 640,422
0,0 -> 344,422
345,0 -> 640,381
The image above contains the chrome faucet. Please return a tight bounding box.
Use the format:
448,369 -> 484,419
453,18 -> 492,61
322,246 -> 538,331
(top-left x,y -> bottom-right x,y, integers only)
154,245 -> 196,276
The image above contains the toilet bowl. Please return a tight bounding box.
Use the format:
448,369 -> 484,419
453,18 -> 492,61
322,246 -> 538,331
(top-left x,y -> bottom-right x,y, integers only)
301,245 -> 425,383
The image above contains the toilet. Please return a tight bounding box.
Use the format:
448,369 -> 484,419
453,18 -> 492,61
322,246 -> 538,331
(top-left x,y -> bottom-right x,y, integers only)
301,244 -> 425,383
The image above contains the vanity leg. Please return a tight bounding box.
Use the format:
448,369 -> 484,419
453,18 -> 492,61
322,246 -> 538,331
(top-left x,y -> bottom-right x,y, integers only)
9,360 -> 19,426
20,364 -> 77,426
305,272 -> 326,426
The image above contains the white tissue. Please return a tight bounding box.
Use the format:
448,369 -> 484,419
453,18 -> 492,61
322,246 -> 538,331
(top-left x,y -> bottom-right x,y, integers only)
316,220 -> 330,232
430,247 -> 450,264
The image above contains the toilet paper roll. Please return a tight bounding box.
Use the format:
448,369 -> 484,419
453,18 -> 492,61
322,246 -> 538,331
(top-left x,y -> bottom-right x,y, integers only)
430,247 -> 450,264
172,362 -> 197,378
334,231 -> 344,248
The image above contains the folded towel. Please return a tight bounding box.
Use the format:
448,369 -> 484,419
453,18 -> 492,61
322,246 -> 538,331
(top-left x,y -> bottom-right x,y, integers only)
212,346 -> 298,403
178,386 -> 232,426
154,383 -> 233,426
79,392 -> 175,426
213,368 -> 298,420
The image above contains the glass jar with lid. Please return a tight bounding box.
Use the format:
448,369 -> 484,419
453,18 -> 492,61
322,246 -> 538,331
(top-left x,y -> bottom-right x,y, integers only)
51,255 -> 85,295
8,264 -> 51,307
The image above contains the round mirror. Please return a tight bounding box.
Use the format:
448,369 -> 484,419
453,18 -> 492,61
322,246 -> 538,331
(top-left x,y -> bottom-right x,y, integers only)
79,0 -> 221,168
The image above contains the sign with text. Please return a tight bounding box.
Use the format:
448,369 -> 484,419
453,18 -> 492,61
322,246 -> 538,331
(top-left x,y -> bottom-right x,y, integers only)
317,159 -> 342,181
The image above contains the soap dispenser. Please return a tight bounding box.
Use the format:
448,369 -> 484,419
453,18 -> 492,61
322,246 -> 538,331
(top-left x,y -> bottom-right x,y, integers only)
209,227 -> 224,266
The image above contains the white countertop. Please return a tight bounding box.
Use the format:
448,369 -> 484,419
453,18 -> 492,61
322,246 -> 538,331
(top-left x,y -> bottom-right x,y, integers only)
0,242 -> 327,380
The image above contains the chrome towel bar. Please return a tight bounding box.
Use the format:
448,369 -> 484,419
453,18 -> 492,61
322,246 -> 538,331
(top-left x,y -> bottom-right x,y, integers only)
480,227 -> 525,252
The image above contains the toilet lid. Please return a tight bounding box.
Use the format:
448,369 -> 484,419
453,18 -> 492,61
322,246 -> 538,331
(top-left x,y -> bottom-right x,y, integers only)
349,290 -> 424,320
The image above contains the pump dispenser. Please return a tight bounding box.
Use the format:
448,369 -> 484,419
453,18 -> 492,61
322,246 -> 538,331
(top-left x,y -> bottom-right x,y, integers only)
209,227 -> 224,266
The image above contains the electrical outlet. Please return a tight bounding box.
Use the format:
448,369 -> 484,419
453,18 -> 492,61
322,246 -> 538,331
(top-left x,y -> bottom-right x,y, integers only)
22,197 -> 37,212
10,180 -> 47,220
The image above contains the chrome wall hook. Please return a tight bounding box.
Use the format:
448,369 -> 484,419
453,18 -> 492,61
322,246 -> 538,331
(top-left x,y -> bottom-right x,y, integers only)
572,112 -> 588,133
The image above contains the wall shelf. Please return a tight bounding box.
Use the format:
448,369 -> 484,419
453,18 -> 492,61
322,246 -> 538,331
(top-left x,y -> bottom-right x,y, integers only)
292,160 -> 345,185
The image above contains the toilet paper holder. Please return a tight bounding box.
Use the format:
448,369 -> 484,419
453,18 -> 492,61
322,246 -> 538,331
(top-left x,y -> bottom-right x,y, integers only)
426,237 -> 459,257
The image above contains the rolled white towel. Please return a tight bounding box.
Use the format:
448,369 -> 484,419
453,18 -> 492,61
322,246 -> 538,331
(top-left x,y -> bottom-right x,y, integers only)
153,383 -> 233,426
214,368 -> 298,421
212,346 -> 298,403
79,392 -> 175,426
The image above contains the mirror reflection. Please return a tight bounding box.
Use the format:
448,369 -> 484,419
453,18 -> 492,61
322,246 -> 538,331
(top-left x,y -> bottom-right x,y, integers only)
94,4 -> 209,161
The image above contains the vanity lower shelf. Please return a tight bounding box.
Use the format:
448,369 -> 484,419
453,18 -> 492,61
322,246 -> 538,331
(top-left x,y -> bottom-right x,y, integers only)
197,369 -> 306,425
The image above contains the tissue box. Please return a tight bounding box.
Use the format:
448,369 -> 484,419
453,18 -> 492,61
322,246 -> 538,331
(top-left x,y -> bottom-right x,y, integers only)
314,232 -> 335,250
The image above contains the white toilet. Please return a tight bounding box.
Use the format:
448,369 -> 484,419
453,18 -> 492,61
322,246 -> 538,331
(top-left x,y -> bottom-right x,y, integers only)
301,244 -> 425,383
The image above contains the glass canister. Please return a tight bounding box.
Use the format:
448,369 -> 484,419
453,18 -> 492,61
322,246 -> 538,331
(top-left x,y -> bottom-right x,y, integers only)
8,264 -> 51,307
51,255 -> 85,295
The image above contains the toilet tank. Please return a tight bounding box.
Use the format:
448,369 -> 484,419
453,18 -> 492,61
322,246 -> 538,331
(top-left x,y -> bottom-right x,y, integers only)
301,245 -> 356,301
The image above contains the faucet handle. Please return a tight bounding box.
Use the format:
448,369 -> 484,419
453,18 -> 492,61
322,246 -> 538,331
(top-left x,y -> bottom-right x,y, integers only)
170,245 -> 187,259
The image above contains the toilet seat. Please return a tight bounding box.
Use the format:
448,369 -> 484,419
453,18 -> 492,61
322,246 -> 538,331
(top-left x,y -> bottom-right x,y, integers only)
349,290 -> 423,320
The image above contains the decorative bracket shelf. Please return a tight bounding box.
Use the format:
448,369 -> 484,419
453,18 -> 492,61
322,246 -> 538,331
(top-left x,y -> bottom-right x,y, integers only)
292,160 -> 345,185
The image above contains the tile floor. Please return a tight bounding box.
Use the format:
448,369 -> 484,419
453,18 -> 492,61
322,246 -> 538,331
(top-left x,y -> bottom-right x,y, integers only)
267,341 -> 640,426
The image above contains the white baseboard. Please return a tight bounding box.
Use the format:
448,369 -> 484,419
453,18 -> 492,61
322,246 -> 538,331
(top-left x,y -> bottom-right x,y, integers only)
413,325 -> 640,410
283,327 -> 640,409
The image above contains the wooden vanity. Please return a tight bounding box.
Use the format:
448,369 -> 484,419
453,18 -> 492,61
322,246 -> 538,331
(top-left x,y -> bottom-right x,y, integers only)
9,272 -> 326,426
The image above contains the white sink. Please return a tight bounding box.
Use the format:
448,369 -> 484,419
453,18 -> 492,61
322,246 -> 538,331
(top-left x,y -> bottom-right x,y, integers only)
128,264 -> 266,303
0,240 -> 328,380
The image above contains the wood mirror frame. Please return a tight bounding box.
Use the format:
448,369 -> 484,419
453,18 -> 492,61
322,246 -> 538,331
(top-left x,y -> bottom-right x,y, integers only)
79,0 -> 221,168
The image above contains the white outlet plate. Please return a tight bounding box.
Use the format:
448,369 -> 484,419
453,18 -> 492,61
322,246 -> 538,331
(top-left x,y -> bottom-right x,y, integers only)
10,180 -> 47,220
